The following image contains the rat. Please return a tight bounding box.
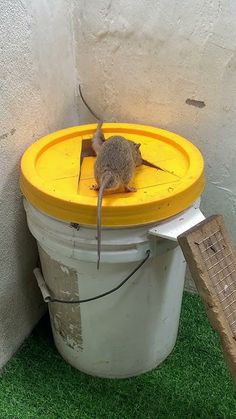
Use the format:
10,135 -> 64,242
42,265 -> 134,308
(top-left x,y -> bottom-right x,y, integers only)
79,84 -> 142,269
91,129 -> 142,269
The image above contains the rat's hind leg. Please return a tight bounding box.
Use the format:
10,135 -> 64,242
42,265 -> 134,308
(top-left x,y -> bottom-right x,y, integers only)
124,185 -> 137,192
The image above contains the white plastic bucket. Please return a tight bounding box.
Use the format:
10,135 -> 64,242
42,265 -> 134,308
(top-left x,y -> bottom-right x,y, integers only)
24,199 -> 204,378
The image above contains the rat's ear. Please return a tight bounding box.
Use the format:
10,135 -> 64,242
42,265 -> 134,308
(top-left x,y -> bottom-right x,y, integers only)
135,143 -> 141,149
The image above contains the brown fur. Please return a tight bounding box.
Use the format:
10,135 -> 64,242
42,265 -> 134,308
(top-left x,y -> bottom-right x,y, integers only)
94,136 -> 142,189
91,128 -> 142,269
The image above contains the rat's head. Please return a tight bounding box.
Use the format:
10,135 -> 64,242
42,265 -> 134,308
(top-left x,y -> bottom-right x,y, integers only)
131,142 -> 142,166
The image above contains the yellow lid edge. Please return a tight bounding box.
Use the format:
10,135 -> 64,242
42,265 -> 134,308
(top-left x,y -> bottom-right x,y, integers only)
20,123 -> 205,226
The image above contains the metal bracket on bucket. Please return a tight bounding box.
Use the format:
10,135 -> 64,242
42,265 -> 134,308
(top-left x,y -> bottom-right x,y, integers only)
148,204 -> 205,241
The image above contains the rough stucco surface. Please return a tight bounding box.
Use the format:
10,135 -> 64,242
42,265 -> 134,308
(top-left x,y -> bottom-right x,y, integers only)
75,0 -> 236,240
0,0 -> 78,368
1,0 -> 236,366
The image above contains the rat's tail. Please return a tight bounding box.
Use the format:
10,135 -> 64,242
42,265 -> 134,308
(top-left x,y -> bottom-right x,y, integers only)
79,84 -> 101,121
78,85 -> 105,155
97,173 -> 116,270
92,121 -> 105,155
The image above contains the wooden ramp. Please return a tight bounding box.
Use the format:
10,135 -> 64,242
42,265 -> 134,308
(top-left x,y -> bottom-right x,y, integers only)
178,215 -> 236,382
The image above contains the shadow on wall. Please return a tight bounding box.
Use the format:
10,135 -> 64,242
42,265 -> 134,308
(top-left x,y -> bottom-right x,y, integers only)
0,162 -> 46,366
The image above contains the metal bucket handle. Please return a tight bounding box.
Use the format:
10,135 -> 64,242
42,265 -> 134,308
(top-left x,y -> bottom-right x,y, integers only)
34,249 -> 151,305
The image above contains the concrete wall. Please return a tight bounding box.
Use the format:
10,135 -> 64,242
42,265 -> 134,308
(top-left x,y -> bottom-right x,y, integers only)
0,0 -> 78,368
1,0 -> 236,365
75,0 -> 236,243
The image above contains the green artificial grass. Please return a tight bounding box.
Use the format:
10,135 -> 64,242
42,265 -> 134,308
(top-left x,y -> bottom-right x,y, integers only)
0,293 -> 235,419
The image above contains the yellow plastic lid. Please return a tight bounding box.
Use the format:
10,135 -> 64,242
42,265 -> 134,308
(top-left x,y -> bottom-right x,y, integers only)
20,123 -> 205,227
